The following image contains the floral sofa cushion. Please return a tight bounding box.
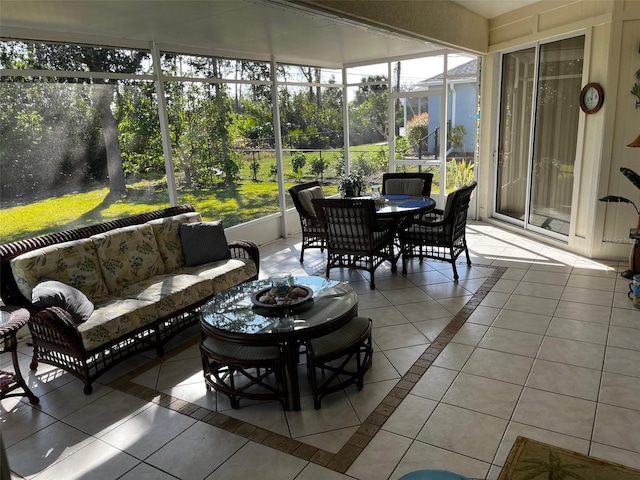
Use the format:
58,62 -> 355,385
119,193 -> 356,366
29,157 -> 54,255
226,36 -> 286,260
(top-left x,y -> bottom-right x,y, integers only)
177,258 -> 258,294
10,238 -> 109,302
118,273 -> 213,318
91,224 -> 165,294
78,297 -> 158,351
147,212 -> 202,272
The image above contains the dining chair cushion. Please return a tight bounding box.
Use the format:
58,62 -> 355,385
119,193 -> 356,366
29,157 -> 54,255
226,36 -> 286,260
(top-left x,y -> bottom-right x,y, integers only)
309,316 -> 370,357
297,185 -> 325,217
384,178 -> 424,196
442,190 -> 457,218
202,337 -> 281,361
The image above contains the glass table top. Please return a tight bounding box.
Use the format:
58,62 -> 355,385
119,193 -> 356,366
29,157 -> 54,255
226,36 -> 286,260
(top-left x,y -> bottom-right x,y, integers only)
200,276 -> 357,335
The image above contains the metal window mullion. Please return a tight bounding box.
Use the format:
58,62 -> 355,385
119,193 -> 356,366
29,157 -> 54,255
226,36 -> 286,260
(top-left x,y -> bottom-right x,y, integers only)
388,62 -> 395,173
271,56 -> 287,238
0,69 -> 154,81
524,44 -> 542,230
152,42 -> 178,206
342,68 -> 350,175
440,55 -> 448,193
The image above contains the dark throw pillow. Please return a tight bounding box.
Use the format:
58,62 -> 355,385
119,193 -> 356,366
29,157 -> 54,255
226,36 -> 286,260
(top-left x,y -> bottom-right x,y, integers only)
180,221 -> 231,267
32,280 -> 94,324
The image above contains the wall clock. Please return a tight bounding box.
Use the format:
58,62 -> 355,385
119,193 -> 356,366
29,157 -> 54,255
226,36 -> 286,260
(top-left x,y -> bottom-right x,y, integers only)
579,82 -> 604,114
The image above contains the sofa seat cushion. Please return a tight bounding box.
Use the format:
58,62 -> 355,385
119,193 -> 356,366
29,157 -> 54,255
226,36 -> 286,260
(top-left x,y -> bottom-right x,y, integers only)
177,258 -> 257,294
147,212 -> 202,272
78,297 -> 158,351
10,238 -> 109,302
119,273 -> 213,318
91,224 -> 165,294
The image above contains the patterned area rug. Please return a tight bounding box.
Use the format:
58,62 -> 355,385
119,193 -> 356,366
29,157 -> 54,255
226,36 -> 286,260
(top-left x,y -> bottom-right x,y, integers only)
498,436 -> 640,480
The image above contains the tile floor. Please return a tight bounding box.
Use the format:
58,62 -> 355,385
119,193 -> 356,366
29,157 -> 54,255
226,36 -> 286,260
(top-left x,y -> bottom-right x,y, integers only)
2,220 -> 640,479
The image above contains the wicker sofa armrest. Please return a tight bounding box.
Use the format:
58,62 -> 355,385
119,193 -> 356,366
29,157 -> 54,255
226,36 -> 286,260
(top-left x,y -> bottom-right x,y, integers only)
29,306 -> 85,356
228,240 -> 260,271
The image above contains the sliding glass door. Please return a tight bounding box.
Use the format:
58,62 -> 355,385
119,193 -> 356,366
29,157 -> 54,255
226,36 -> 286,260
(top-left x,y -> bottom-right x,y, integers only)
495,36 -> 584,238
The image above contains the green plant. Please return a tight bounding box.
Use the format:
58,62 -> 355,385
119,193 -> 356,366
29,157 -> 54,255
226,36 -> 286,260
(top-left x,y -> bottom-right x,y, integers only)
291,152 -> 307,181
449,125 -> 467,152
338,170 -> 366,197
447,158 -> 475,188
249,155 -> 260,181
599,167 -> 640,229
310,156 -> 329,182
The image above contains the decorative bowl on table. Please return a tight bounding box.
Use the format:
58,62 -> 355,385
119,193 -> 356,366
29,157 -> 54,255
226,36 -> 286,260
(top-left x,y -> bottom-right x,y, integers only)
250,285 -> 313,309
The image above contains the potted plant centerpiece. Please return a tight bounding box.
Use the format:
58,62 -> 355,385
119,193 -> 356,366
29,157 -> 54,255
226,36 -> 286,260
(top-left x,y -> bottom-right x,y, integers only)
599,167 -> 640,278
338,170 -> 366,198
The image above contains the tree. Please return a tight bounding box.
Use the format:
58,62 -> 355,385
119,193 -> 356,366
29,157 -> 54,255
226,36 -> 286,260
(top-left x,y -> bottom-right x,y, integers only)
1,41 -> 148,195
291,152 -> 307,182
349,75 -> 389,145
406,112 -> 429,158
310,156 -> 329,182
163,54 -> 240,187
449,125 -> 467,153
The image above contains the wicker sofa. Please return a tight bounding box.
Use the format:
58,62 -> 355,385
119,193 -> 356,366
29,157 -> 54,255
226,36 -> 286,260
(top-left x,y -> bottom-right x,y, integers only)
0,205 -> 259,394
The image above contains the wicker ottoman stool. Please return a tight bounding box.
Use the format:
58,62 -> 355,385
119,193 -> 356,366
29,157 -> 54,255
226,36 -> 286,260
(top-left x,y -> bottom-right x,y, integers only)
200,336 -> 289,410
306,316 -> 373,409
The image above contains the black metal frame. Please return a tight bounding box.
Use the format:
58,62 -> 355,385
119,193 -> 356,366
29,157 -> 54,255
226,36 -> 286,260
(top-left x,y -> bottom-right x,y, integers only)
313,198 -> 397,290
400,182 -> 477,281
288,181 -> 327,262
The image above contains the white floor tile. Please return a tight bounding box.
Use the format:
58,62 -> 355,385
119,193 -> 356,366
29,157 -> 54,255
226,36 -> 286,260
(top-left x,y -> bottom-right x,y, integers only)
416,403 -> 508,462
512,388 -> 596,439
145,422 -> 248,479
205,441 -> 307,480
346,430 -> 413,480
11,223 -> 640,479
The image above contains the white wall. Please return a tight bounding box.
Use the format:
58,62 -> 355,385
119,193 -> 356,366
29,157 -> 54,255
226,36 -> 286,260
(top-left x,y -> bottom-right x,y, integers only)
478,0 -> 640,261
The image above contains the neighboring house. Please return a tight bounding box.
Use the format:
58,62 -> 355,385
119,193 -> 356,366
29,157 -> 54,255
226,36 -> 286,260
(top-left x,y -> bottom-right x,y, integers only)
402,59 -> 478,157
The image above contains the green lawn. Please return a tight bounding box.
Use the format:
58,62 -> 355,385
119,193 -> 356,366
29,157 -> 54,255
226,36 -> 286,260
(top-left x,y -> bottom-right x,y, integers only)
0,144 -> 380,243
0,178 -> 340,244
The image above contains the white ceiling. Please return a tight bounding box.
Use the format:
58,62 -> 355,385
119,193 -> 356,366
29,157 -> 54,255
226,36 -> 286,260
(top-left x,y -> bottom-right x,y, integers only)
0,0 -> 539,68
454,0 -> 540,19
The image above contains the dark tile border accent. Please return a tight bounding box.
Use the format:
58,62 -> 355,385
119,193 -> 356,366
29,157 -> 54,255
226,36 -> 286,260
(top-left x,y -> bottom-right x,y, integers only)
109,265 -> 506,474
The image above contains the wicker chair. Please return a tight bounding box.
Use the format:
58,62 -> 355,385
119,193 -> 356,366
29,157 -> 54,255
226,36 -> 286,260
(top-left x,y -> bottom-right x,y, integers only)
306,316 -> 373,409
399,181 -> 477,281
288,181 -> 327,262
312,198 -> 397,290
200,336 -> 289,410
381,172 -> 433,196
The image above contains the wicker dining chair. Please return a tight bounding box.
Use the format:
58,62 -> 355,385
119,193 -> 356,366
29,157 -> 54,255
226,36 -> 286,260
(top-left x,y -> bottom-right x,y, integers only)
306,316 -> 373,409
200,335 -> 289,410
312,198 -> 397,290
381,172 -> 433,197
399,181 -> 477,281
288,181 -> 327,262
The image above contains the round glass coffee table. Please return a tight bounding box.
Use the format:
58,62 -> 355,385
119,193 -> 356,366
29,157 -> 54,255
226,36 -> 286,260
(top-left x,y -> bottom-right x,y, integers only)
199,275 -> 358,410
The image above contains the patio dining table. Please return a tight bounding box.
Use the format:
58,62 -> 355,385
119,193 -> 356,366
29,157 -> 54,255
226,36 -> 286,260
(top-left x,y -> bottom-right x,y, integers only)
372,194 -> 436,219
365,194 -> 437,263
